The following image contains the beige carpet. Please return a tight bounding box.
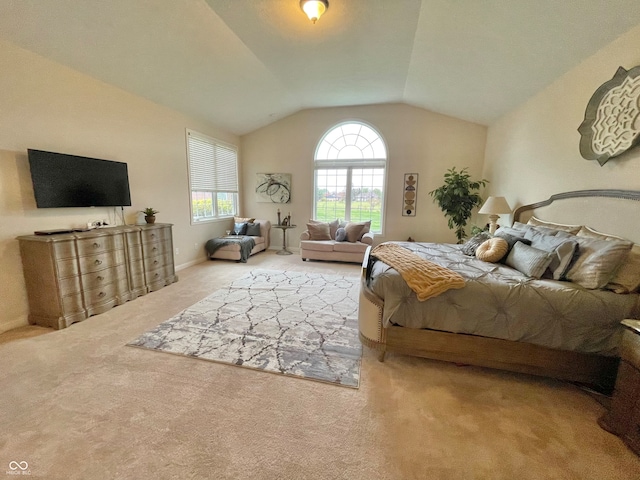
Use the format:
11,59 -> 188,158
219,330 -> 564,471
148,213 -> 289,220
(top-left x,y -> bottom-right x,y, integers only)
1,251 -> 639,479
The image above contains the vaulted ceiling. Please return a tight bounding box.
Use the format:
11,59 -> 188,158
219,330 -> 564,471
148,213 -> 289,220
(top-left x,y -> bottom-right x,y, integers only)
1,0 -> 639,135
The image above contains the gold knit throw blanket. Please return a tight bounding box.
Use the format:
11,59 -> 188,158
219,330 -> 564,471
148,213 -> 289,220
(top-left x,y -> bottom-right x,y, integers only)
371,243 -> 465,301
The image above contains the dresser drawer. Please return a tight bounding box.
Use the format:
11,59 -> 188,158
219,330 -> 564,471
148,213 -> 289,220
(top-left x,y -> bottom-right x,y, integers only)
143,252 -> 172,270
58,275 -> 82,296
80,264 -> 127,291
145,265 -> 173,285
142,239 -> 170,259
83,278 -> 129,307
78,249 -> 126,274
141,228 -> 170,244
125,230 -> 143,247
61,293 -> 84,315
127,243 -> 144,262
56,258 -> 80,278
76,234 -> 124,256
51,240 -> 77,260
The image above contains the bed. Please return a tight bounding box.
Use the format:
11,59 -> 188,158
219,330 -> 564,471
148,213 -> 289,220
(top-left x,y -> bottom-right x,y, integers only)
358,189 -> 640,391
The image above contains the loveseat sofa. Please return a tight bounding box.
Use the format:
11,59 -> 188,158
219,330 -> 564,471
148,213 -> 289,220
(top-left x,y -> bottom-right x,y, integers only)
299,219 -> 374,263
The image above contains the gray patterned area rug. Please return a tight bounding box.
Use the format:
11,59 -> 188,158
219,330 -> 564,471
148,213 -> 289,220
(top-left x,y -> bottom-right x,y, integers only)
128,269 -> 362,388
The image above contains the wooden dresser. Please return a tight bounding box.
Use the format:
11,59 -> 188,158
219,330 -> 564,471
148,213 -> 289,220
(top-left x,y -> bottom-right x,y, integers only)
599,319 -> 640,455
18,223 -> 178,329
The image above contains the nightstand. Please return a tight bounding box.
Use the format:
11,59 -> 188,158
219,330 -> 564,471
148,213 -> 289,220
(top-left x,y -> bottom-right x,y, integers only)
599,319 -> 640,455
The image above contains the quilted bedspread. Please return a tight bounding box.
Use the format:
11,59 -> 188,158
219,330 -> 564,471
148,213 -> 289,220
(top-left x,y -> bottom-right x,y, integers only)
368,242 -> 640,356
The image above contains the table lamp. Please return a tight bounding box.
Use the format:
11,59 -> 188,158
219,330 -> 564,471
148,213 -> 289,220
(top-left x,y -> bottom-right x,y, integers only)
478,196 -> 512,234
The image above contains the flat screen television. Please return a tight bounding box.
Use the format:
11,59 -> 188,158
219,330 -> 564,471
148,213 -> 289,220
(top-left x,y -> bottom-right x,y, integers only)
28,149 -> 132,208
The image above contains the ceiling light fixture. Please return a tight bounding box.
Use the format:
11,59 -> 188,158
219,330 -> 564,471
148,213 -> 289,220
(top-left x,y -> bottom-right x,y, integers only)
300,0 -> 328,24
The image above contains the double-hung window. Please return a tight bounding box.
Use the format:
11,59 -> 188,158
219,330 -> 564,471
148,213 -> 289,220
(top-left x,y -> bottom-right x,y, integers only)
186,129 -> 239,223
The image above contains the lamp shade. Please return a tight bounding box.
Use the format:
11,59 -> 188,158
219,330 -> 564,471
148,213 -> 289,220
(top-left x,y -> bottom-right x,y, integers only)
478,196 -> 512,215
300,0 -> 328,23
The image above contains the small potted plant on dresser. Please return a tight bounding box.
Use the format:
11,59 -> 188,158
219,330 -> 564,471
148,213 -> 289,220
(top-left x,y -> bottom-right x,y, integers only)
141,207 -> 159,224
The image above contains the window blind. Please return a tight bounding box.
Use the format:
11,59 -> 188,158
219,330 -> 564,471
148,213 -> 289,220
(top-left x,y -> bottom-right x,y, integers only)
187,131 -> 238,192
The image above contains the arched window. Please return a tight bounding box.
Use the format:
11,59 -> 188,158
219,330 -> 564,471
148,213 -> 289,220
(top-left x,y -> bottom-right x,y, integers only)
314,122 -> 387,233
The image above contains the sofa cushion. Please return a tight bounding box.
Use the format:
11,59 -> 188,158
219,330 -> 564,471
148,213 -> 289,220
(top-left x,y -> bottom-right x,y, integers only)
333,241 -> 370,254
308,219 -> 339,239
234,216 -> 255,224
252,236 -> 265,246
306,222 -> 332,240
300,240 -> 336,252
345,221 -> 371,242
233,222 -> 248,235
245,222 -> 261,236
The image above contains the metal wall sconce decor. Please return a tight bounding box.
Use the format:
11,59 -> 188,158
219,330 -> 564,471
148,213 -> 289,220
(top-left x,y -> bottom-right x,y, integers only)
578,65 -> 640,166
402,173 -> 418,216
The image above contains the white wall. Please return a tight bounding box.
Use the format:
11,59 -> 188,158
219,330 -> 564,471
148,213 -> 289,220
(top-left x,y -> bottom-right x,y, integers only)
484,24 -> 640,212
0,40 -> 237,333
241,103 -> 487,247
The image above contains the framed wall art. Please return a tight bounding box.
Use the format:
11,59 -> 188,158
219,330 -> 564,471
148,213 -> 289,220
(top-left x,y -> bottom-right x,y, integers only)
255,173 -> 291,203
402,173 -> 418,216
578,65 -> 640,166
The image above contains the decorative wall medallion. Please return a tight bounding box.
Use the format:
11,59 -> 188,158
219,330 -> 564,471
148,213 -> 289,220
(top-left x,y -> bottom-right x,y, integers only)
578,65 -> 640,166
255,173 -> 291,203
402,173 -> 418,216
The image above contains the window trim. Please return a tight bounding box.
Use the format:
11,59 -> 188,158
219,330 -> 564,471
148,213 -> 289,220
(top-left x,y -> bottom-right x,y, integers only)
313,121 -> 388,234
186,129 -> 239,225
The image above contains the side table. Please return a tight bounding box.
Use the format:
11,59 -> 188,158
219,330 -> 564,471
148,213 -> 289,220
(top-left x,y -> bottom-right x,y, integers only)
273,224 -> 296,255
599,319 -> 640,455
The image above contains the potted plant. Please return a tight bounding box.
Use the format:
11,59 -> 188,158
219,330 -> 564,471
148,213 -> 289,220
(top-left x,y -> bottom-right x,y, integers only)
429,167 -> 488,243
141,207 -> 159,224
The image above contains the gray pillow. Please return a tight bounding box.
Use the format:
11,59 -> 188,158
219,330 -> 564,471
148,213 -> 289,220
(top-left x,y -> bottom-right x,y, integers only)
245,222 -> 261,236
505,242 -> 554,279
494,230 -> 531,251
335,227 -> 347,242
565,237 -> 632,289
233,222 -> 248,235
461,232 -> 492,256
526,232 -> 578,280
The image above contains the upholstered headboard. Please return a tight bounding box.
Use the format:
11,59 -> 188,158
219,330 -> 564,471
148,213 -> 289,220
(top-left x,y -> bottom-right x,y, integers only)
513,189 -> 640,243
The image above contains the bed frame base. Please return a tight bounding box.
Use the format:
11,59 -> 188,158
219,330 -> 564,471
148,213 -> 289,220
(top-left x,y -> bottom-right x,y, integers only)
359,252 -> 620,393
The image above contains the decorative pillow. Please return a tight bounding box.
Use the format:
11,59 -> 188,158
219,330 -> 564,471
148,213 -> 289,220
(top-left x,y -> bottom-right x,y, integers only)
344,221 -> 370,243
527,216 -> 582,234
234,216 -> 255,224
335,227 -> 347,242
606,244 -> 640,293
494,230 -> 531,251
306,222 -> 332,241
577,226 -> 640,293
565,237 -> 632,289
245,222 -> 261,236
577,225 -> 625,242
475,238 -> 509,263
526,232 -> 578,280
233,222 -> 248,235
505,242 -> 554,279
461,232 -> 492,256
309,219 -> 340,239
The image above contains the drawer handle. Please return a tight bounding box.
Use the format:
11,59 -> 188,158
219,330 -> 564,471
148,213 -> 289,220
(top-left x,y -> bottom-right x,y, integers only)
153,260 -> 159,265
97,275 -> 104,281
98,291 -> 106,298
151,233 -> 156,238
154,273 -> 159,278
94,259 -> 102,266
152,247 -> 158,252
93,242 -> 101,249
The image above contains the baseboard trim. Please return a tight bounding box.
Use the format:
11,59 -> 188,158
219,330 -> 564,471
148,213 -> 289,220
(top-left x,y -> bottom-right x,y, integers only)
175,257 -> 208,271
